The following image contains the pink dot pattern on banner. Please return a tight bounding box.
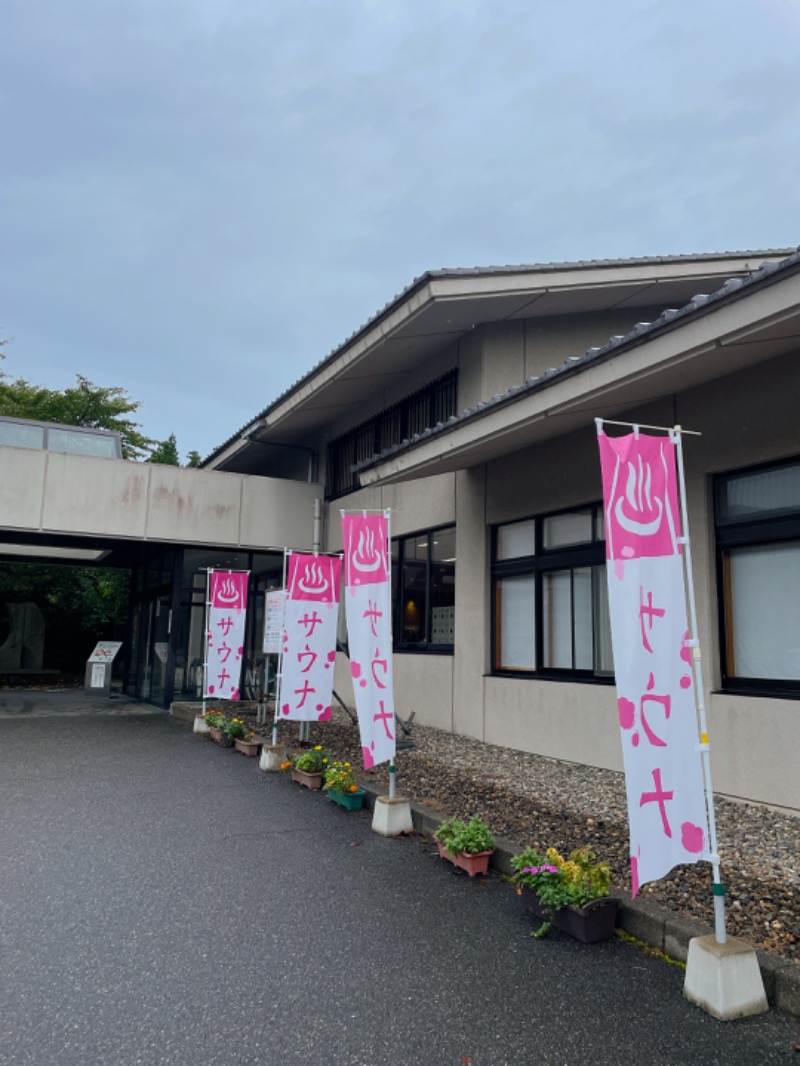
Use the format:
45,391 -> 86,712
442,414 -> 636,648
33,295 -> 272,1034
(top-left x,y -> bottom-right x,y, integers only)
621,546 -> 634,558
680,675 -> 692,689
318,707 -> 331,722
315,703 -> 323,711
282,703 -> 290,716
351,661 -> 362,679
618,697 -> 635,730
327,650 -> 336,662
359,679 -> 367,688
238,646 -> 243,656
209,685 -> 215,694
681,821 -> 706,854
632,732 -> 640,747
631,854 -> 640,899
231,689 -> 239,700
362,745 -> 374,769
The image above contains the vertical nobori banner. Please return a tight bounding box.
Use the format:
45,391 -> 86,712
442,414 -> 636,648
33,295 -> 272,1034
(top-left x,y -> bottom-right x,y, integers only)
598,431 -> 709,897
279,553 -> 342,722
204,570 -> 250,700
342,512 -> 396,769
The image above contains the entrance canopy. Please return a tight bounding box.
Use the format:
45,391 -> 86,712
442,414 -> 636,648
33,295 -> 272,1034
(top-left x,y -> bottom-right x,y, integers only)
0,444 -> 323,567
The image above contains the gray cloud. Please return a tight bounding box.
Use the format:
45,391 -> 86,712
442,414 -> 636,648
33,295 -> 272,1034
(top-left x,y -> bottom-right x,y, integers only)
1,0 -> 798,455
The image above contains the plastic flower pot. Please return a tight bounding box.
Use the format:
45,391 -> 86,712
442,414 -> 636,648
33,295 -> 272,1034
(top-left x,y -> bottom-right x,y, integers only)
234,737 -> 261,757
436,842 -> 493,877
519,885 -> 618,943
328,788 -> 366,811
291,768 -> 324,790
209,726 -> 233,747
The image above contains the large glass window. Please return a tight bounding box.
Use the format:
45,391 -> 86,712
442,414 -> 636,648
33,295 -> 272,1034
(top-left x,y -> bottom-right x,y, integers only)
392,526 -> 455,651
716,458 -> 800,692
492,506 -> 612,680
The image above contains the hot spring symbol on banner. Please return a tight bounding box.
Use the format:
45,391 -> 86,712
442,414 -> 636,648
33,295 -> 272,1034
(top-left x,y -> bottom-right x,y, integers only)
279,553 -> 342,722
598,429 -> 710,897
204,570 -> 249,701
342,512 -> 396,770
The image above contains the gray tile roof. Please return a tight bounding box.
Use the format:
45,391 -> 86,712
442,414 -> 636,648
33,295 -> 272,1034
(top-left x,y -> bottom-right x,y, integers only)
203,248 -> 796,464
353,246 -> 800,474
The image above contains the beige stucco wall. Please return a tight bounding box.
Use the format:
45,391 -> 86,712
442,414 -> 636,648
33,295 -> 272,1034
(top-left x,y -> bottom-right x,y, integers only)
318,315 -> 800,814
332,342 -> 800,814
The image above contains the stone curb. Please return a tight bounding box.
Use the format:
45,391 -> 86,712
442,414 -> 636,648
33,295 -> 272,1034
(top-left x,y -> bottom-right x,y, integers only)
176,711 -> 800,1022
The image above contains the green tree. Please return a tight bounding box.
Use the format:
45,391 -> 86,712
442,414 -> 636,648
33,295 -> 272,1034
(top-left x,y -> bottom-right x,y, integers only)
0,372 -> 155,460
148,433 -> 180,466
186,450 -> 203,467
0,564 -> 129,670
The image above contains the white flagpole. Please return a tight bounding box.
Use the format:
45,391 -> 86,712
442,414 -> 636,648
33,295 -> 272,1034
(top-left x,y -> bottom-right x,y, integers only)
203,568 -> 212,715
272,549 -> 289,747
385,506 -> 397,800
672,427 -> 727,944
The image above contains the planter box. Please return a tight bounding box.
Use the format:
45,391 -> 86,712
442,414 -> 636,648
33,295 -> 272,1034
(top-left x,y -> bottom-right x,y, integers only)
291,768 -> 323,790
234,737 -> 261,757
209,727 -> 233,747
437,842 -> 493,877
328,788 -> 366,811
520,885 -> 618,943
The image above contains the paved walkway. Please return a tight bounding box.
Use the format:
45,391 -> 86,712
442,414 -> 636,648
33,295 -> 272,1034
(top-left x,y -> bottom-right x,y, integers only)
0,696 -> 797,1065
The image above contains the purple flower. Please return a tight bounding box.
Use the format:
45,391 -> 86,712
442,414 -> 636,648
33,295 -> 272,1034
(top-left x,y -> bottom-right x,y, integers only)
523,866 -> 539,875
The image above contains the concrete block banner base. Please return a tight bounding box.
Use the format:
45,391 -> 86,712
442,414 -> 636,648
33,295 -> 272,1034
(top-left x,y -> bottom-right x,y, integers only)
372,795 -> 414,837
684,934 -> 769,1020
193,715 -> 210,735
259,745 -> 287,772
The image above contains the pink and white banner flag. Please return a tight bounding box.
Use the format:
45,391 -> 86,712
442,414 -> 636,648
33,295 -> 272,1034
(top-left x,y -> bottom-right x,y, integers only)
204,570 -> 249,701
342,512 -> 396,769
279,553 -> 342,722
599,431 -> 710,897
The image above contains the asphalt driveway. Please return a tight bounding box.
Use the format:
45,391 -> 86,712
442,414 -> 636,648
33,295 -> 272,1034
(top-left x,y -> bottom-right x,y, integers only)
0,702 -> 797,1065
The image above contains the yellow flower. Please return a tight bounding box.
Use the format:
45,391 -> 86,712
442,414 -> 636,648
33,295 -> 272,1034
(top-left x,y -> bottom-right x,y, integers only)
314,745 -> 322,751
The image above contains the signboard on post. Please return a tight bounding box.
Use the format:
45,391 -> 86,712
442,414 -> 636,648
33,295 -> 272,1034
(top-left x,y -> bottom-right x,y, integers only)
263,590 -> 286,655
598,428 -> 710,896
278,554 -> 341,722
342,511 -> 396,770
204,570 -> 249,701
84,641 -> 123,697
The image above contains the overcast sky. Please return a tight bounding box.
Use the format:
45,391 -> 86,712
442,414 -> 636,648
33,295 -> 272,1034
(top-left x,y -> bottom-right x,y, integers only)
2,0 -> 798,459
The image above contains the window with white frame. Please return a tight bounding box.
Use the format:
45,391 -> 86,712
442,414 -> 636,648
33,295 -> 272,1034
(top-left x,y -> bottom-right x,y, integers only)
492,506 -> 613,679
715,458 -> 800,692
391,526 -> 455,651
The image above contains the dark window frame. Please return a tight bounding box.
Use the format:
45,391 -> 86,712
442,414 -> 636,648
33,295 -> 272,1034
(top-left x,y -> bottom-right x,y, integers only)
490,504 -> 613,683
714,456 -> 800,697
392,525 -> 455,655
326,370 -> 458,500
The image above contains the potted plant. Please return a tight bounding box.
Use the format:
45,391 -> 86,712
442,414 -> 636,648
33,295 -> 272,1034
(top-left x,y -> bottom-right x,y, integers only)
434,815 -> 495,877
204,709 -> 232,746
510,845 -> 617,942
289,745 -> 328,790
323,761 -> 366,810
225,717 -> 261,757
